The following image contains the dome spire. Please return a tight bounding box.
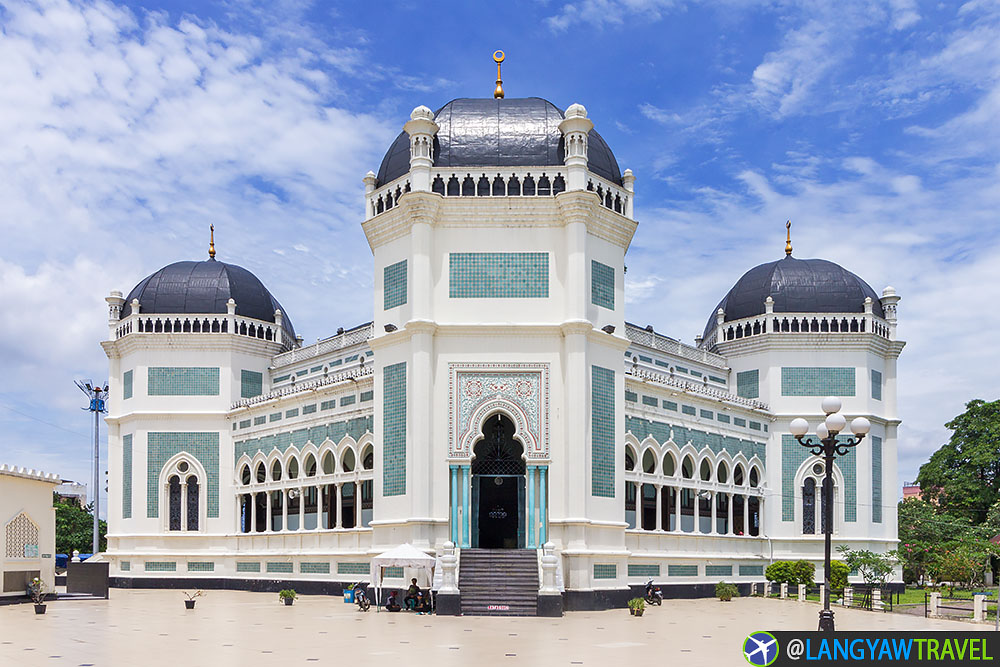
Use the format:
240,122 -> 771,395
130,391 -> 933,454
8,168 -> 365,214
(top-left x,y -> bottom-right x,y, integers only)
493,50 -> 505,99
209,224 -> 216,260
785,220 -> 792,256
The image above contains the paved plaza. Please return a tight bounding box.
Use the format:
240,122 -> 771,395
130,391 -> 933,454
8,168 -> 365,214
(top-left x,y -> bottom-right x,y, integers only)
0,590 -> 987,667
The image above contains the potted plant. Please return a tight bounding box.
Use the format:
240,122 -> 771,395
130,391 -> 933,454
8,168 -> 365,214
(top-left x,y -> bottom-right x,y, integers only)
715,581 -> 740,602
627,597 -> 645,617
183,591 -> 204,609
278,589 -> 297,606
29,577 -> 47,614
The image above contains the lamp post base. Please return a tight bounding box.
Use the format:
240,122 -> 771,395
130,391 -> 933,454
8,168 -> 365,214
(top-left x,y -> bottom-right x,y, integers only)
818,608 -> 836,632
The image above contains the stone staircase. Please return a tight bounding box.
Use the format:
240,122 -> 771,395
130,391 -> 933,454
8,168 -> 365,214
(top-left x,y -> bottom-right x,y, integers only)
459,548 -> 538,616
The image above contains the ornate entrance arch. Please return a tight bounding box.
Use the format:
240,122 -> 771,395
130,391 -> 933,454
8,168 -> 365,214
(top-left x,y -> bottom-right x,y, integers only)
471,414 -> 526,549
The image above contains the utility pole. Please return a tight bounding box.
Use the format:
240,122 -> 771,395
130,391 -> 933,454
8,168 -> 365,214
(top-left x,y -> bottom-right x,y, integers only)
76,380 -> 108,555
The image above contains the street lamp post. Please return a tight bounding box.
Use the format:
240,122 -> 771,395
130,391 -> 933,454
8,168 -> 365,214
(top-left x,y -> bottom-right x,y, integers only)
75,380 -> 109,555
789,397 -> 870,632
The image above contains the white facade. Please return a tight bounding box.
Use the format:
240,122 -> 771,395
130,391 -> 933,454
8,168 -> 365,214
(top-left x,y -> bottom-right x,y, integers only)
102,98 -> 903,600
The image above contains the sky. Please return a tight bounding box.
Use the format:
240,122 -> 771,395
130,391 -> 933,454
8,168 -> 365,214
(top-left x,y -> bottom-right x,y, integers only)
1,0 -> 998,518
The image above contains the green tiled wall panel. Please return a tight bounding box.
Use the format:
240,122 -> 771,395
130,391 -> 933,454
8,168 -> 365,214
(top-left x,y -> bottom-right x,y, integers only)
641,395 -> 657,407
663,401 -> 678,411
341,395 -> 356,406
148,367 -> 219,396
123,370 -> 133,400
781,434 -> 856,522
591,260 -> 615,309
300,562 -> 330,574
627,564 -> 660,578
302,404 -> 317,415
233,416 -> 374,461
120,561 -> 130,571
700,409 -> 714,419
593,564 -> 617,579
872,436 -> 883,524
285,408 -> 299,418
122,434 -> 133,519
239,419 -> 251,429
187,561 -> 214,572
625,390 -> 637,402
147,432 -> 219,518
705,565 -> 732,577
384,566 -> 404,578
624,416 -> 766,464
241,370 -> 263,399
781,367 -> 855,397
591,366 -> 616,498
338,562 -> 370,575
144,561 -> 176,572
266,562 -> 293,574
236,562 -> 261,573
668,565 -> 698,577
871,369 -> 882,401
739,565 -> 764,576
449,252 -> 549,298
360,391 -> 373,402
682,405 -> 696,416
383,362 -> 407,496
321,400 -> 336,411
736,370 -> 759,399
253,416 -> 266,426
384,259 -> 408,310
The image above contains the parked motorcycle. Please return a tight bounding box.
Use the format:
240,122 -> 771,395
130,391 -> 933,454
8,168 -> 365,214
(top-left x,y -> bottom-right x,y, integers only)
645,578 -> 663,605
353,581 -> 371,611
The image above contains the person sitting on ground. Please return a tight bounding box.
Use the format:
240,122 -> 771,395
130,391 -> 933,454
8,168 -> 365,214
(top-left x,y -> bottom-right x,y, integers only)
404,578 -> 420,610
417,589 -> 433,613
385,590 -> 401,612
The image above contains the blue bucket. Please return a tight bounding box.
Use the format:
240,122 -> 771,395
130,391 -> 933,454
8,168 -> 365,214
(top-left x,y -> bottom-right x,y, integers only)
344,589 -> 355,604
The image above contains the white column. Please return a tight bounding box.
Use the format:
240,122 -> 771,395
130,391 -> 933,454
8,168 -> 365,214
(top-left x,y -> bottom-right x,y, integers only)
266,491 -> 272,532
710,490 -> 717,534
742,496 -> 749,536
675,486 -> 682,532
249,493 -> 255,533
281,490 -> 287,531
727,493 -> 734,535
336,483 -> 343,529
298,486 -> 305,530
655,485 -> 662,531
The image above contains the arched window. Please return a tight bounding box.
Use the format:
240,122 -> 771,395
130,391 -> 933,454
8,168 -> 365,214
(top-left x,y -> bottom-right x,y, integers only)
322,451 -> 335,474
362,445 -> 373,470
749,467 -> 760,488
287,457 -> 299,479
186,475 -> 199,531
642,449 -> 656,474
342,448 -> 356,473
271,460 -> 282,481
241,465 -> 251,485
256,462 -> 267,483
700,459 -> 712,482
717,462 -> 729,484
168,476 -> 182,531
681,456 -> 694,479
663,452 -> 675,476
734,464 -> 745,486
304,454 -> 317,477
802,477 -> 816,534
625,446 -> 636,471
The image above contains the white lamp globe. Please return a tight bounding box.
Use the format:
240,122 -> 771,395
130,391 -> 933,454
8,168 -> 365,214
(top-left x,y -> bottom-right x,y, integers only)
850,416 -> 871,436
821,396 -> 842,415
789,418 -> 809,437
816,423 -> 829,440
825,412 -> 847,434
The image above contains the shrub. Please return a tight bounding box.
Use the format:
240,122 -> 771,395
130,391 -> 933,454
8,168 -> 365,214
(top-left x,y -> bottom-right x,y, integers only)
829,560 -> 849,591
278,589 -> 297,601
766,560 -> 815,586
715,581 -> 739,601
627,597 -> 645,611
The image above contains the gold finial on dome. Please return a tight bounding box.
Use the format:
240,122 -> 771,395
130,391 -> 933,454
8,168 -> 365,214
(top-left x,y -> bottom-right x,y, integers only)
785,220 -> 792,256
493,50 -> 505,99
209,224 -> 216,259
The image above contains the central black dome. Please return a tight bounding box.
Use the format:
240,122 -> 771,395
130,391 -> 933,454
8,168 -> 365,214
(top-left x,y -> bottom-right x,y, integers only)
703,256 -> 883,341
376,97 -> 622,187
120,259 -> 295,338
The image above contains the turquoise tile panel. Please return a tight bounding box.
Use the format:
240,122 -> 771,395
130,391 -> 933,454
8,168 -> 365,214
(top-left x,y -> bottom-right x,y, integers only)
301,562 -> 330,574
147,432 -> 219,518
681,405 -> 696,416
148,367 -> 219,395
241,370 -> 263,399
781,367 -> 855,397
383,362 -> 407,496
341,395 -> 356,406
270,412 -> 282,422
781,434 -> 856,522
624,416 -> 766,464
302,403 -> 317,415
591,260 -> 615,309
871,369 -> 882,401
641,395 -> 657,407
122,434 -> 132,519
321,400 -> 336,411
187,561 -> 214,572
593,564 -> 617,579
668,565 -> 698,576
273,374 -> 291,383
123,370 -> 133,400
708,375 -> 727,385
705,565 -> 732,577
717,413 -> 731,424
739,565 -> 764,576
663,401 -> 678,411
383,566 -> 404,578
625,390 -> 637,402
384,259 -> 408,309
234,416 -> 374,461
872,435 -> 883,524
627,564 -> 660,578
734,417 -> 747,427
360,391 -> 373,402
338,562 -> 370,575
449,252 -> 549,298
236,562 -> 260,573
144,561 -> 176,572
737,370 -> 759,399
591,366 -> 615,498
266,562 -> 293,573
253,416 -> 266,426
239,419 -> 251,429
285,408 -> 299,418
700,409 -> 714,419
120,560 -> 130,571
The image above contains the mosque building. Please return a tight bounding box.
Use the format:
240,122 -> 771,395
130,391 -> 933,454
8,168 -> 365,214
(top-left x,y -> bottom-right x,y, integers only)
101,58 -> 903,614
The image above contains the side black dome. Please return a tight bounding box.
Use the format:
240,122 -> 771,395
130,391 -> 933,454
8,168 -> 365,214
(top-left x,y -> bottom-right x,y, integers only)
120,259 -> 295,338
376,97 -> 622,187
704,256 -> 883,341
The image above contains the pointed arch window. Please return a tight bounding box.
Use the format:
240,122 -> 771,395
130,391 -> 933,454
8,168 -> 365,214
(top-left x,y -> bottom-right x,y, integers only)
802,477 -> 816,534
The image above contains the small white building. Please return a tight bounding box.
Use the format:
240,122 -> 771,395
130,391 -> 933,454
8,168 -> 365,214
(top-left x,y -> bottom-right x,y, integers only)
101,93 -> 903,612
1,465 -> 60,598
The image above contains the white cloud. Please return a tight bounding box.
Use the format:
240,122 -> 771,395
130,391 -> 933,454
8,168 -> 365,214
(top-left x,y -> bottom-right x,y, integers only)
546,0 -> 681,31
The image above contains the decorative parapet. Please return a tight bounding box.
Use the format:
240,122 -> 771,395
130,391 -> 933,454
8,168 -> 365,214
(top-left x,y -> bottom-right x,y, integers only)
0,464 -> 61,484
113,312 -> 295,350
705,311 -> 892,349
271,322 -> 374,369
230,365 -> 373,410
625,323 -> 728,368
625,366 -> 770,412
366,167 -> 631,220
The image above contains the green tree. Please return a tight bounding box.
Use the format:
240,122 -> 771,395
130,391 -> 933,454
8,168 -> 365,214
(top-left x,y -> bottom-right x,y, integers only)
916,399 -> 1000,523
54,494 -> 106,555
837,547 -> 897,589
829,560 -> 849,592
897,498 -> 973,585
